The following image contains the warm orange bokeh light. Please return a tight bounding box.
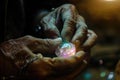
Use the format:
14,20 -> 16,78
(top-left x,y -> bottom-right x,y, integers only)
105,0 -> 116,1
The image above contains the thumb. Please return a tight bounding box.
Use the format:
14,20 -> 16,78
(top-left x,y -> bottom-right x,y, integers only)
29,37 -> 62,55
44,37 -> 62,47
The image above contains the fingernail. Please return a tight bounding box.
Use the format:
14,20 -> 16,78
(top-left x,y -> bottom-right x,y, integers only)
75,40 -> 79,43
54,37 -> 62,41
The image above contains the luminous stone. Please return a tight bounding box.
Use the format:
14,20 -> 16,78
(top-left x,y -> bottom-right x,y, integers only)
55,42 -> 76,58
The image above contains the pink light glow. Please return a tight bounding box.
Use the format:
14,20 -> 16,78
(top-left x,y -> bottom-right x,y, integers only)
55,42 -> 76,58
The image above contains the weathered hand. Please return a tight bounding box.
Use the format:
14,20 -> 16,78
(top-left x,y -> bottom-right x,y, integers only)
40,4 -> 97,51
0,35 -> 87,80
40,4 -> 97,48
0,35 -> 62,64
40,4 -> 87,44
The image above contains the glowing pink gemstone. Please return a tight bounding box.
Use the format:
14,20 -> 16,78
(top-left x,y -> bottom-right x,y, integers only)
55,42 -> 76,58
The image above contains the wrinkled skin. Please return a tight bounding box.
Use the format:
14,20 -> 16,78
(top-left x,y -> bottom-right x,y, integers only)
0,4 -> 97,80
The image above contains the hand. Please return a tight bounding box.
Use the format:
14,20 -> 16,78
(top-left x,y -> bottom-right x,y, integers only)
40,4 -> 87,43
0,35 -> 62,66
0,35 -> 86,80
40,4 -> 97,51
0,35 -> 62,78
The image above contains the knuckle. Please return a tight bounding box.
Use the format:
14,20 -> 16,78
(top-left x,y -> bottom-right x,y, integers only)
41,17 -> 46,22
62,4 -> 76,10
24,35 -> 34,39
40,18 -> 45,24
40,15 -> 49,23
22,35 -> 35,43
89,30 -> 98,39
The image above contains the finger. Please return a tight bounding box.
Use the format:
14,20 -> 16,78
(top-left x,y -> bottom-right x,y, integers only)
23,36 -> 62,54
40,13 -> 60,38
82,29 -> 97,49
60,4 -> 77,41
61,19 -> 76,42
23,50 -> 87,79
14,35 -> 62,55
27,50 -> 87,79
50,51 -> 86,71
71,15 -> 88,46
61,51 -> 89,79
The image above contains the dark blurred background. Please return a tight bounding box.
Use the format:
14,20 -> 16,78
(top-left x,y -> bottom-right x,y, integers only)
70,0 -> 120,80
0,0 -> 120,80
